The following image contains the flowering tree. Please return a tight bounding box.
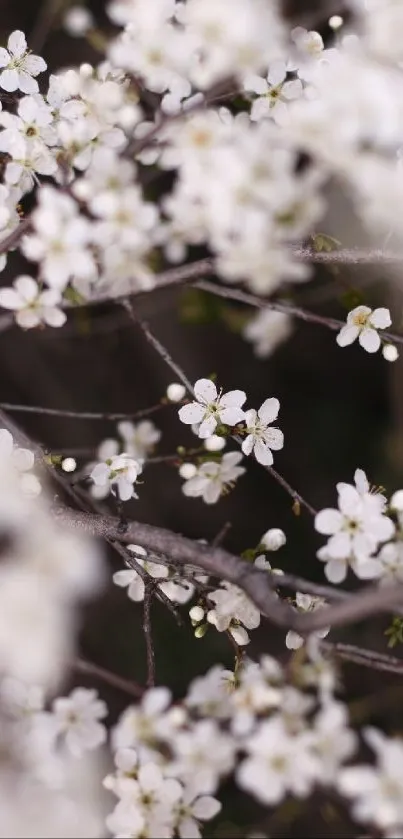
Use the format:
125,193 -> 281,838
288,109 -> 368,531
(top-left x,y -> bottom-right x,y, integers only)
3,0 -> 403,836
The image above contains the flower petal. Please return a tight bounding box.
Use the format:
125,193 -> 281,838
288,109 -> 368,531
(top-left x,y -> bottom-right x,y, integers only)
219,406 -> 245,426
325,557 -> 347,584
194,378 -> 217,403
192,796 -> 221,820
315,508 -> 343,535
0,288 -> 24,310
359,327 -> 380,353
178,403 -> 205,424
336,325 -> 359,347
243,74 -> 269,95
369,307 -> 391,329
264,427 -> 284,450
14,275 -> 38,303
198,415 -> 217,438
267,60 -> 287,86
254,439 -> 274,465
8,31 -> 26,58
241,435 -> 254,456
0,68 -> 19,92
220,389 -> 247,409
258,397 -> 280,424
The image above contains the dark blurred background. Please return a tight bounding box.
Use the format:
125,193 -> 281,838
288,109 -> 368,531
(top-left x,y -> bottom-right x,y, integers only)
1,2 -> 403,836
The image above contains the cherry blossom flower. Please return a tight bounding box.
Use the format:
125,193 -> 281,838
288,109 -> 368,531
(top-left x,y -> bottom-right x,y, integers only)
315,477 -> 394,583
108,762 -> 182,838
336,306 -> 392,353
285,593 -> 330,651
174,787 -> 221,839
113,687 -> 172,752
117,420 -> 161,460
0,31 -> 46,94
310,701 -> 357,784
244,61 -> 303,125
90,453 -> 142,501
238,716 -> 319,804
181,451 -> 245,504
170,719 -> 236,794
339,729 -> 403,831
242,398 -> 284,466
51,687 -> 107,757
0,275 -> 66,329
243,309 -> 292,358
179,378 -> 246,438
207,580 -> 261,644
113,544 -> 169,601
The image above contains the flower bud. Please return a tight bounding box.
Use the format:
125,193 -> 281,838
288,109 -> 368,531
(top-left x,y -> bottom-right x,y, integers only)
204,435 -> 226,452
179,463 -> 197,480
189,605 -> 205,623
166,383 -> 186,402
260,528 -> 286,551
383,344 -> 399,362
194,624 -> 208,638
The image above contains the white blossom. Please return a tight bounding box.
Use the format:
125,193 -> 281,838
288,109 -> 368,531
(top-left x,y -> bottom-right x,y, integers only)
243,309 -> 292,358
315,474 -> 394,583
242,398 -> 284,466
0,275 -> 66,329
90,454 -> 142,501
337,306 -> 392,353
178,378 -> 246,439
181,451 -> 245,504
0,31 -> 46,94
51,687 -> 107,757
260,528 -> 286,551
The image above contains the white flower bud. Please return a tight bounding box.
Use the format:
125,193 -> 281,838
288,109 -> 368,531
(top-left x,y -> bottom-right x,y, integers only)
391,490 -> 403,511
261,528 -> 286,551
383,344 -> 399,362
166,383 -> 186,402
64,6 -> 94,36
189,605 -> 205,623
179,463 -> 197,479
62,457 -> 77,472
203,435 -> 226,452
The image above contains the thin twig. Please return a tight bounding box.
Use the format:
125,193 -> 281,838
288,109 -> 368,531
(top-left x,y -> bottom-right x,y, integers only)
322,642 -> 403,676
74,658 -> 145,698
143,585 -> 156,688
122,298 -> 195,393
212,521 -> 232,547
196,280 -> 403,347
0,401 -> 167,422
267,466 -> 318,516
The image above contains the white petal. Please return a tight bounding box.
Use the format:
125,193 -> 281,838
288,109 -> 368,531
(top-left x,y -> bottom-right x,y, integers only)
243,74 -> 268,95
0,49 -> 10,69
315,508 -> 343,535
198,415 -> 217,438
14,275 -> 38,302
113,570 -> 136,587
17,72 -> 38,95
359,328 -> 380,353
254,439 -> 274,465
0,289 -> 24,310
336,325 -> 359,347
179,817 -> 201,839
258,397 -> 280,424
267,60 -> 287,86
43,307 -> 66,328
16,309 -> 40,329
194,378 -> 217,403
220,389 -> 247,409
282,79 -> 303,100
241,435 -> 254,456
0,429 -> 13,456
219,406 -> 245,426
178,403 -> 205,425
325,558 -> 347,583
23,55 -> 47,76
0,68 -> 19,92
8,31 -> 27,58
369,307 -> 391,329
192,797 -> 221,820
264,428 -> 284,450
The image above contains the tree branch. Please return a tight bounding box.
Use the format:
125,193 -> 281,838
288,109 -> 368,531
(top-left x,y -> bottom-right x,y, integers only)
0,401 -> 167,423
322,642 -> 403,676
53,506 -> 403,634
73,658 -> 145,698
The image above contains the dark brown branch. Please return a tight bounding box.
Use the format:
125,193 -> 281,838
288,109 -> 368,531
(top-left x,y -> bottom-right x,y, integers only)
143,586 -> 156,688
73,658 -> 144,698
53,506 -> 403,634
0,218 -> 31,256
